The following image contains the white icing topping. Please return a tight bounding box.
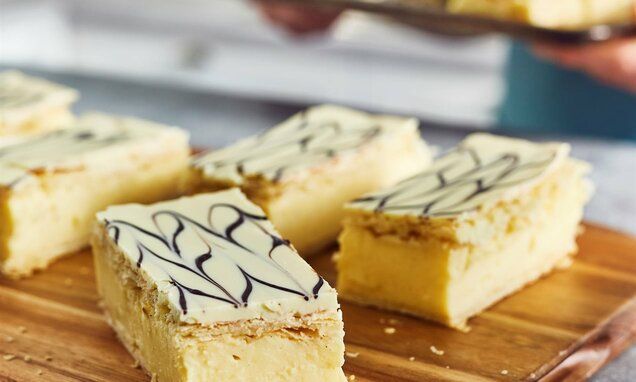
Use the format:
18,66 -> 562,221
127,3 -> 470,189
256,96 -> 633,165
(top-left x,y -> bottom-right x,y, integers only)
97,189 -> 339,324
0,71 -> 78,128
192,104 -> 419,184
348,133 -> 569,218
0,113 -> 188,188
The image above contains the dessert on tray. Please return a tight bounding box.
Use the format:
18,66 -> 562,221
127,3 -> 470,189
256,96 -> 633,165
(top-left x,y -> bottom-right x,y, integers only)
0,71 -> 78,139
0,113 -> 189,278
336,133 -> 592,330
190,105 -> 433,256
92,189 -> 346,382
447,0 -> 634,28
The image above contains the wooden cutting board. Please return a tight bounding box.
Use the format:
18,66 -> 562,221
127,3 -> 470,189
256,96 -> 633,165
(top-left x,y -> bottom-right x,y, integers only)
0,223 -> 634,382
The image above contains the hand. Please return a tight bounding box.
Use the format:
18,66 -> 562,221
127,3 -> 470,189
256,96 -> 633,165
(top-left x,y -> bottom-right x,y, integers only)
253,1 -> 343,34
532,4 -> 636,93
534,38 -> 636,93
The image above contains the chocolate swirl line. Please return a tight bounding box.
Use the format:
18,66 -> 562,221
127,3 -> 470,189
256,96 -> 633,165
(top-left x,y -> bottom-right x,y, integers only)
0,73 -> 46,109
193,109 -> 383,183
350,142 -> 559,217
104,202 -> 326,315
0,89 -> 44,109
0,127 -> 127,156
0,124 -> 136,188
0,71 -> 77,111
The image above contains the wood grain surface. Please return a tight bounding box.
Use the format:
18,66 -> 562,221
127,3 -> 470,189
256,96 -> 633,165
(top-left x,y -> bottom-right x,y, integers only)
0,223 -> 634,382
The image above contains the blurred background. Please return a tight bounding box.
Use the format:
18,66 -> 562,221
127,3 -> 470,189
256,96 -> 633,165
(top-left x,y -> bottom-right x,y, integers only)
2,0 -> 634,225
1,0 -> 635,379
0,0 -> 508,127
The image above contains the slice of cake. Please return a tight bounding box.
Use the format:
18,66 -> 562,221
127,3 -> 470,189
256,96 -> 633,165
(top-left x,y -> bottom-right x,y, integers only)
447,0 -> 634,29
0,113 -> 189,278
337,133 -> 592,330
92,189 -> 346,382
190,105 -> 433,256
0,71 -> 78,139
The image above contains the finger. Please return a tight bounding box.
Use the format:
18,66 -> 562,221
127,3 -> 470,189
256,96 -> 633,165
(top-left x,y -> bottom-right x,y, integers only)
255,1 -> 342,34
581,40 -> 636,75
586,70 -> 636,93
532,44 -> 587,68
576,40 -> 636,92
535,38 -> 636,93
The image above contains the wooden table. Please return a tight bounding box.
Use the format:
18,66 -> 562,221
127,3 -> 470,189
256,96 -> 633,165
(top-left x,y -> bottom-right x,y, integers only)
0,223 -> 635,381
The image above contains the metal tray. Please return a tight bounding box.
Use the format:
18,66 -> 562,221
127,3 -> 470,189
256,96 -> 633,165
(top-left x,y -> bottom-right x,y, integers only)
277,0 -> 636,44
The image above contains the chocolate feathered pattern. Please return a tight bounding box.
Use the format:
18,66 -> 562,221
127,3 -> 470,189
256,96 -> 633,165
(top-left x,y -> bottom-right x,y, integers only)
351,144 -> 558,217
0,84 -> 43,109
192,110 -> 382,183
104,202 -> 326,315
0,127 -> 131,188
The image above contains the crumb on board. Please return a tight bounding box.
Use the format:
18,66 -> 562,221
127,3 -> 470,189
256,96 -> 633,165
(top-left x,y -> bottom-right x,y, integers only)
346,352 -> 360,358
17,326 -> 27,334
501,370 -> 509,375
445,366 -> 450,369
36,370 -> 43,376
384,327 -> 396,334
348,375 -> 356,381
408,356 -> 415,362
131,359 -> 141,369
2,354 -> 16,361
388,318 -> 400,325
4,336 -> 14,343
24,355 -> 32,362
530,373 -> 537,379
45,355 -> 53,362
430,345 -> 444,356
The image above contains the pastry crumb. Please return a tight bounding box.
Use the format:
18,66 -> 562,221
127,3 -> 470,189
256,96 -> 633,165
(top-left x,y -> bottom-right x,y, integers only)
348,375 -> 356,381
430,345 -> 444,356
24,355 -> 32,362
530,373 -> 537,379
445,365 -> 450,369
261,301 -> 282,312
501,370 -> 509,375
17,326 -> 27,334
408,356 -> 415,361
346,351 -> 360,358
2,354 -> 16,361
4,336 -> 14,343
36,369 -> 43,376
45,355 -> 53,362
384,327 -> 396,334
388,318 -> 400,325
131,359 -> 141,369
